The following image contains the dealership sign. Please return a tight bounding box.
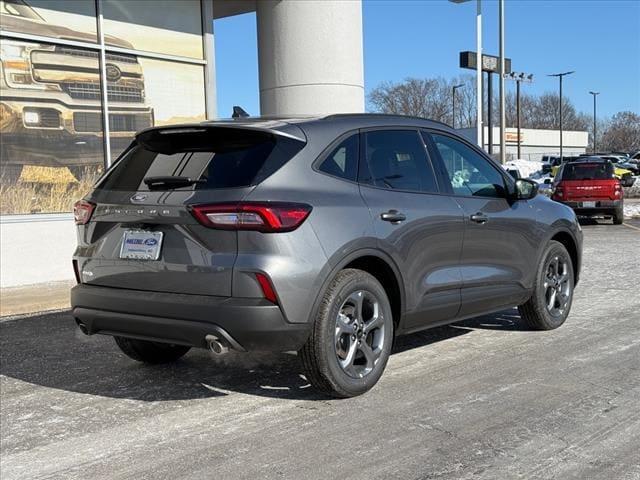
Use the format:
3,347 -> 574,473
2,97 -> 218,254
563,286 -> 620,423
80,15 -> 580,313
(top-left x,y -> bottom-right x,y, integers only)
459,51 -> 512,74
505,131 -> 524,143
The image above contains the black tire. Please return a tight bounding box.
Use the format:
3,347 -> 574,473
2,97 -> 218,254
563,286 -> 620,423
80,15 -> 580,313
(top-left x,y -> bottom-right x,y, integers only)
299,269 -> 394,398
114,336 -> 191,364
518,240 -> 574,331
613,208 -> 624,225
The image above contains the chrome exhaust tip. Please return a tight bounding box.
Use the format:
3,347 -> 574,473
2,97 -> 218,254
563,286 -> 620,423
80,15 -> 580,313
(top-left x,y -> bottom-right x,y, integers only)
205,334 -> 229,355
76,320 -> 89,335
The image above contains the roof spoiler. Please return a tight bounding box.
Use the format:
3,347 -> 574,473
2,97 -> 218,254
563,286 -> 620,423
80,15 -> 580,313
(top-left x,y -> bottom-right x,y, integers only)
135,124 -> 306,153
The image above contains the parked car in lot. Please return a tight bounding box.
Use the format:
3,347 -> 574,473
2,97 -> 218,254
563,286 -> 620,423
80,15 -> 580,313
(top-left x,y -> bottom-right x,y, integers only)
71,114 -> 583,397
601,156 -> 640,177
552,157 -> 624,224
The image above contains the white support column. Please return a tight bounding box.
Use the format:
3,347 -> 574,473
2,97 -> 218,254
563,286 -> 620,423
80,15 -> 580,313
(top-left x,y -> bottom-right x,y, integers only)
201,0 -> 217,119
256,0 -> 364,115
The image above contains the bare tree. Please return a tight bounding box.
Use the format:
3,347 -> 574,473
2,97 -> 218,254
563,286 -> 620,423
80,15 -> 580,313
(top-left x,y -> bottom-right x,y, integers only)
368,76 -> 477,127
368,78 -> 593,133
599,111 -> 640,153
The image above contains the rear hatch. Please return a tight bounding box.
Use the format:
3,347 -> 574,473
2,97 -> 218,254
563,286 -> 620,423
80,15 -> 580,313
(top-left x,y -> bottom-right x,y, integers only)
76,124 -> 305,296
554,162 -> 619,201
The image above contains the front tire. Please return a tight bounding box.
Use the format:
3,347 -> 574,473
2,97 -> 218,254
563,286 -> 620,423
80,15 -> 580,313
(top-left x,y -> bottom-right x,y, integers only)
518,240 -> 574,330
114,337 -> 191,364
299,269 -> 394,398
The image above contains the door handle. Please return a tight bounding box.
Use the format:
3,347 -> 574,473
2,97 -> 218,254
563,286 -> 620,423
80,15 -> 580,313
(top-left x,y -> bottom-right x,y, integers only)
470,212 -> 489,224
380,210 -> 406,223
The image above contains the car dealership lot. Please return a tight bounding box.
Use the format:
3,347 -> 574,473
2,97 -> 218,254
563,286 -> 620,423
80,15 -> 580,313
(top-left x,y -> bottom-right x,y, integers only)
1,221 -> 639,480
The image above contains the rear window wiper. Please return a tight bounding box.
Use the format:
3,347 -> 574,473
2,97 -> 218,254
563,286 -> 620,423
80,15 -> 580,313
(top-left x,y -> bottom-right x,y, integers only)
143,176 -> 206,190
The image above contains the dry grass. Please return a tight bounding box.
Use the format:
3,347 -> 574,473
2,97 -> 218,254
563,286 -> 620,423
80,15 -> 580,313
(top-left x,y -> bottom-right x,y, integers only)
1,167 -> 101,215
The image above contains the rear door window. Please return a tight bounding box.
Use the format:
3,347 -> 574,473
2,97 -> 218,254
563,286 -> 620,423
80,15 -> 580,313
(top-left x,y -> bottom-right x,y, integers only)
358,130 -> 439,193
97,127 -> 304,191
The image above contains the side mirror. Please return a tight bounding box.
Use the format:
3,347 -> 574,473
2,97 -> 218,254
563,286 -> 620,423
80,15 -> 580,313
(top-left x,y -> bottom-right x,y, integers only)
515,178 -> 538,200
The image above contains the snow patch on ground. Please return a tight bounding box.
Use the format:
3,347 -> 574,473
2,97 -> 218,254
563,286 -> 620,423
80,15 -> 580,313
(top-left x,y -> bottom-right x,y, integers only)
624,201 -> 640,219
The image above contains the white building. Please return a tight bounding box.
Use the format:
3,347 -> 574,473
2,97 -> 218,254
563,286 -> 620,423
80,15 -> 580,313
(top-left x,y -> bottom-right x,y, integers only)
457,127 -> 590,161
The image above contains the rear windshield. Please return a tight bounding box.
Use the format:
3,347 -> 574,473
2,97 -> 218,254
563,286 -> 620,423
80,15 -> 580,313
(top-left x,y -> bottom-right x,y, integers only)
560,162 -> 613,181
97,127 -> 304,191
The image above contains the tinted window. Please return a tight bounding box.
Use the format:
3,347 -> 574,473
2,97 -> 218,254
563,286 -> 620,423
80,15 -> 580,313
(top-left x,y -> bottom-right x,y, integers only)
430,133 -> 506,198
98,129 -> 304,191
359,130 -> 438,193
561,162 -> 613,180
318,134 -> 358,181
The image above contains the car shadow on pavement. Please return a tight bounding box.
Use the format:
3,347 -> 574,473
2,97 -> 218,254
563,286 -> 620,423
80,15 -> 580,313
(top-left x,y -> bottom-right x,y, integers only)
0,308 -> 527,402
454,307 -> 530,332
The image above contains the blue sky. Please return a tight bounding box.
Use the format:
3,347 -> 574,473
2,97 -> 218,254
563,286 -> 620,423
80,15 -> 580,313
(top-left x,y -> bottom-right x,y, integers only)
214,0 -> 640,119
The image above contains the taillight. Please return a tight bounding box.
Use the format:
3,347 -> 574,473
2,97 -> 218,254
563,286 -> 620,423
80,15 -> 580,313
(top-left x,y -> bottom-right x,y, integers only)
255,272 -> 278,304
73,200 -> 95,225
614,181 -> 622,198
190,202 -> 312,232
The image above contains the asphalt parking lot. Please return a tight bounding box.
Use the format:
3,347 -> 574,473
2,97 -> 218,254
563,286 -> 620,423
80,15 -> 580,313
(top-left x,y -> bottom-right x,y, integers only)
1,220 -> 639,480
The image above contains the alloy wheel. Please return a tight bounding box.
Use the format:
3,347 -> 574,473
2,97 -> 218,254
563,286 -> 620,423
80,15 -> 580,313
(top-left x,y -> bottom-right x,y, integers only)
543,255 -> 572,317
334,290 -> 386,378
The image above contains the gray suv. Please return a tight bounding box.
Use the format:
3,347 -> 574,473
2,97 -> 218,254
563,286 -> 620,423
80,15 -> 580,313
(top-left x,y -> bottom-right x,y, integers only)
71,114 -> 582,397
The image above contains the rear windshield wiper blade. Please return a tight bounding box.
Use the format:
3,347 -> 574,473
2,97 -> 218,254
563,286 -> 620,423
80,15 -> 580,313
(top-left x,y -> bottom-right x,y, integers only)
143,176 -> 205,190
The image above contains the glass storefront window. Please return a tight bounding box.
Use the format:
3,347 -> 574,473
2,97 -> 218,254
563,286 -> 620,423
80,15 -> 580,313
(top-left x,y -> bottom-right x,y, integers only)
0,1 -> 208,215
102,0 -> 203,59
109,57 -> 206,160
0,0 -> 97,43
0,39 -> 104,214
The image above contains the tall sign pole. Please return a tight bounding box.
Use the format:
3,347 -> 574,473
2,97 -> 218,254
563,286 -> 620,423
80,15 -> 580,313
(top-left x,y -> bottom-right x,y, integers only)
476,0 -> 483,147
498,0 -> 506,164
459,51 -> 511,156
589,91 -> 599,153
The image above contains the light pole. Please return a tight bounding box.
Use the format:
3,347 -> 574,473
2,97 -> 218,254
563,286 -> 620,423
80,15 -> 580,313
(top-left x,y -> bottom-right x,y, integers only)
449,0 -> 482,147
505,72 -> 533,159
548,71 -> 575,161
452,83 -> 464,128
589,91 -> 599,153
498,0 -> 506,164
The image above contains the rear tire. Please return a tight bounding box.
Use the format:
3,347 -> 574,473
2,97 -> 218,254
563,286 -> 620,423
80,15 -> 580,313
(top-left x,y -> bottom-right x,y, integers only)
613,208 -> 624,225
299,269 -> 394,398
518,240 -> 574,331
114,337 -> 191,364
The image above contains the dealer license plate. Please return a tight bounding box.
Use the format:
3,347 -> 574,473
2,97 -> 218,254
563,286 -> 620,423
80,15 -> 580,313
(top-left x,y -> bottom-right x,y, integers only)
582,201 -> 596,208
119,230 -> 163,260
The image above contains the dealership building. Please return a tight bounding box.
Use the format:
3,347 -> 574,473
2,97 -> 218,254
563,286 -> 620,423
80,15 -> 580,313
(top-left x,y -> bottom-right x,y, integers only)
0,0 -> 364,289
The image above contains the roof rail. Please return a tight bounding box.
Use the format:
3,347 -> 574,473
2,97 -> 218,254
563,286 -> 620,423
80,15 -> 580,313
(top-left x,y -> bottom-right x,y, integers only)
321,112 -> 452,128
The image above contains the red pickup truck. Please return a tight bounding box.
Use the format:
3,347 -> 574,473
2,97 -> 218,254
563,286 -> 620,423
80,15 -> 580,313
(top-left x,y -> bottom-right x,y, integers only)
552,157 -> 624,225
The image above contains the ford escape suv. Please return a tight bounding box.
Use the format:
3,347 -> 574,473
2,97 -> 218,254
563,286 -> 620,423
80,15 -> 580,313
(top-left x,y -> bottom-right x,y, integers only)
71,114 -> 582,398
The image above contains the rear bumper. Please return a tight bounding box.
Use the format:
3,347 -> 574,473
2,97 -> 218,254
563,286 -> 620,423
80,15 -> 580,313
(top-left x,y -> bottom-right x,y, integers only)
559,200 -> 623,216
70,284 -> 311,352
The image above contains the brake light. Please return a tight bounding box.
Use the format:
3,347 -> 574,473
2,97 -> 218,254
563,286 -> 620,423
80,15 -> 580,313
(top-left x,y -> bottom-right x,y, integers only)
190,202 -> 312,232
73,200 -> 95,225
614,181 -> 622,198
255,272 -> 278,304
